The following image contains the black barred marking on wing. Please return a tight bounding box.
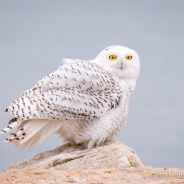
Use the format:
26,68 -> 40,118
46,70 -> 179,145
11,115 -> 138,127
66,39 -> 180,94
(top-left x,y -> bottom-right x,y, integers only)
5,138 -> 10,142
4,108 -> 9,112
10,133 -> 17,137
8,118 -> 18,124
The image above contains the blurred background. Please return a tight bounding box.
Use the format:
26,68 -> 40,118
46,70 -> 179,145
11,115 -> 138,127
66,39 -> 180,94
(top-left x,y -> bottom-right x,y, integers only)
0,0 -> 184,171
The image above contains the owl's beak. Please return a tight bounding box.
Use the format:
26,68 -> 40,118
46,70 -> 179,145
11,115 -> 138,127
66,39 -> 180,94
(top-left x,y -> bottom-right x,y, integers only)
121,62 -> 123,70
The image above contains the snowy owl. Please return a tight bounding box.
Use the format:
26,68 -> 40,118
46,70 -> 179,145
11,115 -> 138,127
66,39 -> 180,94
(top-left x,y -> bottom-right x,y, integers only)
1,45 -> 140,150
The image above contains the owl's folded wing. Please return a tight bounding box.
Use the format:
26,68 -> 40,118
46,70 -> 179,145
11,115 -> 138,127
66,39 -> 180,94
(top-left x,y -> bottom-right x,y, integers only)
6,60 -> 122,120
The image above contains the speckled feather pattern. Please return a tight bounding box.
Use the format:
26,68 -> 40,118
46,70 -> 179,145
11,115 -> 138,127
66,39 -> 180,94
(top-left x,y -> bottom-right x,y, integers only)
7,60 -> 122,121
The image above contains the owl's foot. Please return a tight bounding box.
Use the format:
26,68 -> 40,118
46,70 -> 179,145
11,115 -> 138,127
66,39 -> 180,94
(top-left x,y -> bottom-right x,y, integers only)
69,141 -> 76,147
68,141 -> 85,150
84,138 -> 106,150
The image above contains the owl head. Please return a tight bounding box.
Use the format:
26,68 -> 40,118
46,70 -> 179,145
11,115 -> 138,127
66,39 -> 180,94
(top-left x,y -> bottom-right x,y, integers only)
94,45 -> 140,81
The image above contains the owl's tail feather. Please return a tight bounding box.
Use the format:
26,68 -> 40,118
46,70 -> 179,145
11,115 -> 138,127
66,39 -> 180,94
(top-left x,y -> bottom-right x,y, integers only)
0,118 -> 21,134
3,119 -> 63,150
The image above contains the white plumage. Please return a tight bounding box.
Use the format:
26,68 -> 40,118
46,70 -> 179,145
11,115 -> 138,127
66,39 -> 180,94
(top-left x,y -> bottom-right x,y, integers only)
0,45 -> 140,149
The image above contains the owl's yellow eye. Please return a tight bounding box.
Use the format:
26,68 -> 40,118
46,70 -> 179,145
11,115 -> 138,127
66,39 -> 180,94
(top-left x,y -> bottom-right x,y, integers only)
126,55 -> 132,60
109,55 -> 117,60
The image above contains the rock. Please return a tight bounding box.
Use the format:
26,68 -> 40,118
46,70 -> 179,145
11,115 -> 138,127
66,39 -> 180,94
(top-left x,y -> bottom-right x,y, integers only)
1,140 -> 184,183
6,140 -> 143,170
0,167 -> 184,184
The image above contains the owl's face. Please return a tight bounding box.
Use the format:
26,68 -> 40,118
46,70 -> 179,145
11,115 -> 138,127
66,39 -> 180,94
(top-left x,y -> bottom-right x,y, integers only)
94,45 -> 140,81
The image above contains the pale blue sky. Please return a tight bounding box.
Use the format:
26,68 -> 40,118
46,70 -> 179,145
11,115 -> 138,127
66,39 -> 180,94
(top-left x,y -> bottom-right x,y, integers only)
0,0 -> 184,171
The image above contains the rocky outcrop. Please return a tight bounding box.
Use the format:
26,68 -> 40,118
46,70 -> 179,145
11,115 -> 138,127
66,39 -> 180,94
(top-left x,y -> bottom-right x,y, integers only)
0,140 -> 183,184
6,140 -> 142,170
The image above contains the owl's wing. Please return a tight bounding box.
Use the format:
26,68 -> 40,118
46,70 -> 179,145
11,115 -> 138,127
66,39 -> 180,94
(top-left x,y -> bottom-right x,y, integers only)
6,60 -> 122,121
